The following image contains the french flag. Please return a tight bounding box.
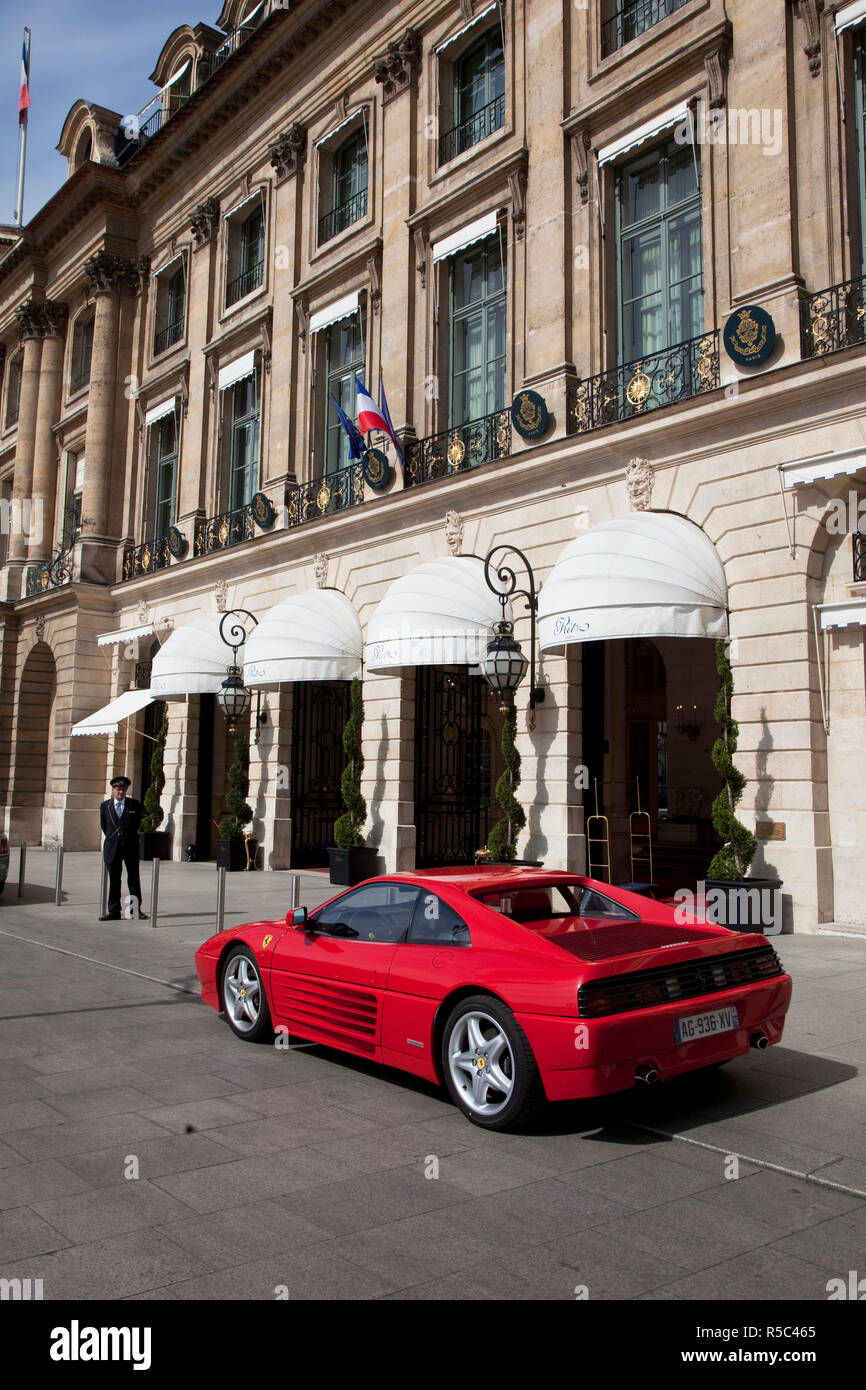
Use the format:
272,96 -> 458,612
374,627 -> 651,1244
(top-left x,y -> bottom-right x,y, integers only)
19,34 -> 30,126
356,378 -> 397,448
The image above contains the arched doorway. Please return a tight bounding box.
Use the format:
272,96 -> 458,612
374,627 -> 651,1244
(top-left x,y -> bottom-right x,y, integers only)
12,641 -> 57,844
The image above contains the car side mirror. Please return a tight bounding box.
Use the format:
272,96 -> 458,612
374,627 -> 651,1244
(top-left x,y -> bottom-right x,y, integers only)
288,907 -> 308,930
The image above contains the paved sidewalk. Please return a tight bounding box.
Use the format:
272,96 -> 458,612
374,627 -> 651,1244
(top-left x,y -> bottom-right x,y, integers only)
0,850 -> 865,1301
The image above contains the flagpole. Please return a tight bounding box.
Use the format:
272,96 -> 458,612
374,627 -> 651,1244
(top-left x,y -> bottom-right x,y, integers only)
14,29 -> 31,227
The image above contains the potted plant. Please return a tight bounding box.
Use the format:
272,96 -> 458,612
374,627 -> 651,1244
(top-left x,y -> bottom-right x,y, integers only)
138,705 -> 172,861
215,730 -> 254,872
485,707 -> 541,865
704,639 -> 781,933
328,678 -> 377,885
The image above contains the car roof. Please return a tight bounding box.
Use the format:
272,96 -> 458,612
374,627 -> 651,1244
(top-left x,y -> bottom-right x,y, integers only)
377,867 -> 584,893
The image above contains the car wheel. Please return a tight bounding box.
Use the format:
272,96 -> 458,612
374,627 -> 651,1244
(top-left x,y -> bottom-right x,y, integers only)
221,946 -> 272,1043
441,994 -> 543,1131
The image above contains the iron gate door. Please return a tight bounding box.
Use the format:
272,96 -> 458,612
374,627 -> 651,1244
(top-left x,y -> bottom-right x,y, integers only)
291,681 -> 350,868
414,667 -> 485,867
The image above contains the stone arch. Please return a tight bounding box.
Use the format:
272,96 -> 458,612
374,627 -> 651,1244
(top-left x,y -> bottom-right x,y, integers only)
10,641 -> 57,844
57,99 -> 122,175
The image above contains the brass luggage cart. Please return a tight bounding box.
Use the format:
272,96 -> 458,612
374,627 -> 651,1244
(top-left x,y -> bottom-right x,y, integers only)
586,779 -> 611,883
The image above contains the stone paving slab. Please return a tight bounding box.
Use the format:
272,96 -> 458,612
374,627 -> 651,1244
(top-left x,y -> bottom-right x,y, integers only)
1,849 -> 865,1301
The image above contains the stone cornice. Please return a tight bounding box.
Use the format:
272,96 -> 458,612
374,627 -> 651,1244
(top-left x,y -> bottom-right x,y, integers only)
405,146 -> 529,234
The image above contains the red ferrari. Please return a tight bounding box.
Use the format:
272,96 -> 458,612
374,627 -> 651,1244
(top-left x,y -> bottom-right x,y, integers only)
195,868 -> 792,1130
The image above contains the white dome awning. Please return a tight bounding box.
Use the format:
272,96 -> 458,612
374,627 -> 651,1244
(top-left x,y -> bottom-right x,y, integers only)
365,556 -> 512,672
539,512 -> 728,651
243,589 -> 363,687
71,688 -> 155,736
150,614 -> 243,697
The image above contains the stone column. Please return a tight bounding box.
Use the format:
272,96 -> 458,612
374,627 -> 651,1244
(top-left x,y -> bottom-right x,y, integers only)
5,304 -> 44,585
80,251 -> 140,579
27,301 -> 68,564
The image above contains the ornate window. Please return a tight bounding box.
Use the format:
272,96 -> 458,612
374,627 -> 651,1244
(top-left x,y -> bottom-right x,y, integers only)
152,414 -> 178,537
324,309 -> 365,473
601,0 -> 693,58
225,197 -> 265,308
228,371 -> 259,511
439,27 -> 505,165
855,35 -> 866,278
449,235 -> 506,426
318,127 -> 368,245
153,259 -> 186,355
617,135 -> 703,363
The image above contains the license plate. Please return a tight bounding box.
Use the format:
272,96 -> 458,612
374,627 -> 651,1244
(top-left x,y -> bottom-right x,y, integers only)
674,1005 -> 739,1044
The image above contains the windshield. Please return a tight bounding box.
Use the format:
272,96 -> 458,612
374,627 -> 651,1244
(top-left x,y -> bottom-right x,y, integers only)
476,883 -> 641,925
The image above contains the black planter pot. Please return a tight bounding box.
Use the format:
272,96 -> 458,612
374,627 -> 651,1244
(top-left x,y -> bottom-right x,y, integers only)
703,877 -> 783,934
138,831 -> 172,862
215,837 -> 248,872
328,846 -> 378,886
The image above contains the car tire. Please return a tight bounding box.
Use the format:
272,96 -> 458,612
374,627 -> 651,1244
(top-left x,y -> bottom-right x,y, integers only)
440,994 -> 543,1131
221,945 -> 273,1043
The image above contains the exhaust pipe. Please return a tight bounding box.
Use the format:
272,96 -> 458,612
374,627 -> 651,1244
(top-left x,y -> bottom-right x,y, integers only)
636,1063 -> 659,1085
751,1032 -> 769,1050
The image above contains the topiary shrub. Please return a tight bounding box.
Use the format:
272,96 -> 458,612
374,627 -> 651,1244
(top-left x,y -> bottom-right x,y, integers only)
333,677 -> 367,850
707,638 -> 757,880
140,705 -> 168,833
486,708 -> 526,861
218,730 -> 253,840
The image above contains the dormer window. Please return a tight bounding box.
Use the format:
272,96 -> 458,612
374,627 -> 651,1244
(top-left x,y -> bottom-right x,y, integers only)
70,312 -> 94,395
226,197 -> 265,308
153,258 -> 186,355
74,131 -> 92,169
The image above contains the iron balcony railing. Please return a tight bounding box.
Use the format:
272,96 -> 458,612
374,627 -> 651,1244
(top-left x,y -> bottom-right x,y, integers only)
439,93 -> 506,165
226,260 -> 264,307
801,274 -> 866,359
193,503 -> 257,556
403,408 -> 512,489
153,319 -> 184,355
204,8 -> 267,79
25,556 -> 72,596
566,331 -> 720,436
601,0 -> 693,57
122,534 -> 172,581
855,532 -> 866,583
286,462 -> 365,526
318,189 -> 368,245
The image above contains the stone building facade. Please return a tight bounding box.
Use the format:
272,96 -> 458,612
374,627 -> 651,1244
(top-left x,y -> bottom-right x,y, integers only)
0,0 -> 864,931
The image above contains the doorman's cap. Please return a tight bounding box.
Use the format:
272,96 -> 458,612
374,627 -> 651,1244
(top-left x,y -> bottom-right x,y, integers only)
109,776 -> 131,789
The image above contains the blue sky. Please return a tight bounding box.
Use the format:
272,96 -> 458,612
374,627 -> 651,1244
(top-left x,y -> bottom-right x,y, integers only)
1,2 -> 217,225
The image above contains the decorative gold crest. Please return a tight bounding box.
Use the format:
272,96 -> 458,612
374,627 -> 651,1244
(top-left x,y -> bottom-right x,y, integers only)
447,434 -> 465,467
218,517 -> 230,546
141,546 -> 151,572
317,481 -> 331,513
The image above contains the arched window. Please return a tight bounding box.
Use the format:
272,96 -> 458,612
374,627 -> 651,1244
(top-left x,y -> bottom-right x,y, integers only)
75,130 -> 93,169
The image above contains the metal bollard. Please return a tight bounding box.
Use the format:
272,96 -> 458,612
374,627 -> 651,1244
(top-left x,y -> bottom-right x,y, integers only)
290,873 -> 299,910
99,862 -> 109,917
54,846 -> 64,906
216,865 -> 226,932
17,842 -> 26,898
150,858 -> 160,929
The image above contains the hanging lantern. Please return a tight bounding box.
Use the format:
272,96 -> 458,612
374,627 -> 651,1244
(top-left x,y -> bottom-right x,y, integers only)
481,620 -> 529,712
217,663 -> 251,732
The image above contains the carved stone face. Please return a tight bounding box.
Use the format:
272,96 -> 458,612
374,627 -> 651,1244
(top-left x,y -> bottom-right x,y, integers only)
314,552 -> 329,587
625,457 -> 654,511
444,510 -> 463,556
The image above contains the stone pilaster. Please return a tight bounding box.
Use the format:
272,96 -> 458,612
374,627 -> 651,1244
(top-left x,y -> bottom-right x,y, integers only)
6,305 -> 44,583
28,301 -> 69,563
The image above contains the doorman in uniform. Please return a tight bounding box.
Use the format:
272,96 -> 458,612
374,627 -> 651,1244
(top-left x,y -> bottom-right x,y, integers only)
99,776 -> 147,920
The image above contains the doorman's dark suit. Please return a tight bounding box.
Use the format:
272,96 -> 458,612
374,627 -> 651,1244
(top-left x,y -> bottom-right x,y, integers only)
100,798 -> 144,917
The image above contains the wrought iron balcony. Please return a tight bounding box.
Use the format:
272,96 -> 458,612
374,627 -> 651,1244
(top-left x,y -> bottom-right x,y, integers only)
566,331 -> 719,436
439,93 -> 506,165
205,6 -> 267,79
801,274 -> 866,359
122,534 -> 172,581
153,319 -> 184,355
601,0 -> 693,57
286,462 -> 365,526
193,503 -> 257,556
25,556 -> 72,596
403,409 -> 512,489
318,189 -> 368,246
855,532 -> 866,583
226,260 -> 264,307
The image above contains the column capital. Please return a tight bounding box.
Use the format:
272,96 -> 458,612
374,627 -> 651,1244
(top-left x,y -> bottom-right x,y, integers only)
374,28 -> 421,104
41,300 -> 70,337
84,249 -> 142,296
15,300 -> 46,341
